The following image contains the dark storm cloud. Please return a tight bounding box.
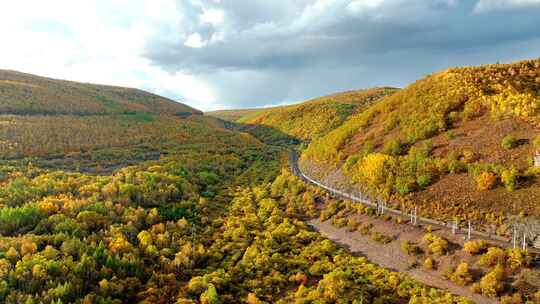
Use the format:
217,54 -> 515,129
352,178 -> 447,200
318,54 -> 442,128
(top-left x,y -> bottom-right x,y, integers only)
143,0 -> 540,109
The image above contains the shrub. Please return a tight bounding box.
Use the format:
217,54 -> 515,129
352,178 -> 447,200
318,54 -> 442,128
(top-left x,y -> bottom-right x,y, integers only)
423,257 -> 434,270
421,233 -> 449,255
407,258 -> 419,269
462,149 -> 477,163
479,247 -> 506,267
416,173 -> 432,189
475,172 -> 497,191
448,159 -> 466,174
463,240 -> 488,255
401,241 -> 420,255
446,130 -> 456,140
188,276 -> 207,295
501,135 -> 518,150
346,218 -> 359,232
371,231 -> 392,244
506,248 -> 530,269
332,217 -> 347,228
500,293 -> 523,304
395,176 -> 415,195
358,223 -> 373,235
533,136 -> 540,149
451,262 -> 473,286
200,283 -> 219,304
382,139 -> 403,156
478,264 -> 505,297
357,153 -> 397,189
501,168 -> 519,192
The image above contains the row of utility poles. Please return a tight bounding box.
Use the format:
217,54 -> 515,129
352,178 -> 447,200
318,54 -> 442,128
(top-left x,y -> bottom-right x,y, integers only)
374,200 -> 530,250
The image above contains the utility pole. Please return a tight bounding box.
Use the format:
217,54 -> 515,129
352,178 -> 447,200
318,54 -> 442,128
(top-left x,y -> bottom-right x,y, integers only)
191,224 -> 197,241
513,227 -> 517,249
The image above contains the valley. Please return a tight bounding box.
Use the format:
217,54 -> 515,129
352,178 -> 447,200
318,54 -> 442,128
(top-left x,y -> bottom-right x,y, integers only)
1,58 -> 540,304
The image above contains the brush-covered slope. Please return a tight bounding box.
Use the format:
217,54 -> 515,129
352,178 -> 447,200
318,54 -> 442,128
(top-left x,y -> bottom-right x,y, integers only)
0,70 -> 200,116
205,108 -> 263,122
0,71 -> 262,172
208,88 -> 398,145
242,88 -> 398,141
303,58 -> 540,227
0,73 -> 463,304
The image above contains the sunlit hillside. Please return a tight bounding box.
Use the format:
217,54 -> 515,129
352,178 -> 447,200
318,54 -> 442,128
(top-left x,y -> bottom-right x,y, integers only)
0,71 -> 262,172
0,71 -> 469,304
205,108 -> 263,122
302,58 -> 540,226
208,88 -> 398,145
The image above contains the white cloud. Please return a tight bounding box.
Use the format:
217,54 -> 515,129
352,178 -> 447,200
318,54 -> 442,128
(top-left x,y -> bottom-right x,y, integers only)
474,0 -> 540,12
347,0 -> 385,14
200,9 -> 225,25
1,0 -> 539,111
0,0 -> 218,111
185,33 -> 207,48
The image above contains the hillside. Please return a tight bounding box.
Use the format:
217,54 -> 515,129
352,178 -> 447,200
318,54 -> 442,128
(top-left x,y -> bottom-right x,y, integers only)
208,87 -> 398,145
0,70 -> 200,116
205,108 -> 263,122
0,71 -> 260,172
0,72 -> 469,304
302,58 -> 540,231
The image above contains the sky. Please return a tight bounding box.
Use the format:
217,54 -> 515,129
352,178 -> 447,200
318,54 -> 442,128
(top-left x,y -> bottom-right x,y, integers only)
1,0 -> 540,111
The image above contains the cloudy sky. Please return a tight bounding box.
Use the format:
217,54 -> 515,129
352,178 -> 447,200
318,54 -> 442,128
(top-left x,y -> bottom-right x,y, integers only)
1,0 -> 540,111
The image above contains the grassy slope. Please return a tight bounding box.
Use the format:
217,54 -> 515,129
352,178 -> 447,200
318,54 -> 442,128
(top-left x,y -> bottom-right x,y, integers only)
205,108 -> 263,122
208,88 -> 398,144
303,58 -> 540,225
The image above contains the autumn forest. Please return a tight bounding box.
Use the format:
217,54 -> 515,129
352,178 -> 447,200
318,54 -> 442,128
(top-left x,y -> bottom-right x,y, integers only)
2,57 -> 540,304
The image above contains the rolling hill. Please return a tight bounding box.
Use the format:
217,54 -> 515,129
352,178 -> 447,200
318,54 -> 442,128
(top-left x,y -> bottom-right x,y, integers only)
0,70 -> 200,116
205,108 -> 263,122
0,71 -> 467,304
207,87 -> 398,145
301,58 -> 540,231
0,70 -> 264,172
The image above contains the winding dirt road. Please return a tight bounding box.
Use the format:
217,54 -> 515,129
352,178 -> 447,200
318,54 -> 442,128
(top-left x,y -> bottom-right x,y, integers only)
289,151 -> 502,303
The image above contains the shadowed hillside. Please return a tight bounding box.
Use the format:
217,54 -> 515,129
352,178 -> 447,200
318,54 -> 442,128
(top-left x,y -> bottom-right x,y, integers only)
208,87 -> 398,145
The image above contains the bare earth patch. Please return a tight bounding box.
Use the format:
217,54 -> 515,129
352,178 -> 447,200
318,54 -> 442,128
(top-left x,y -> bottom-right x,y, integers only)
308,213 -> 499,304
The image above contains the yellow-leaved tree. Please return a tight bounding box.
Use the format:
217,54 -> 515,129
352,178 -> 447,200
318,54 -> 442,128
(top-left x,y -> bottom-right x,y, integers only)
354,153 -> 397,195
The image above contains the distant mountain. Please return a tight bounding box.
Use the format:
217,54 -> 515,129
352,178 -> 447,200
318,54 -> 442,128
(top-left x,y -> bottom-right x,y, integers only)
0,70 -> 201,116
